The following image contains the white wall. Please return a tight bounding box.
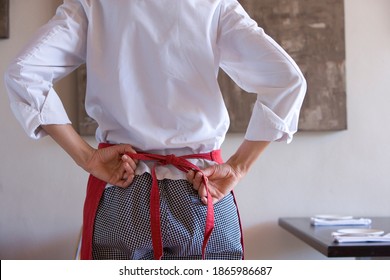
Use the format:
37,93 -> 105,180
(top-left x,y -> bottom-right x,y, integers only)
0,0 -> 85,260
1,0 -> 390,260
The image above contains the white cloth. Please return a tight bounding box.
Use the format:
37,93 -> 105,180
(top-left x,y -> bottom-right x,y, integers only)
311,218 -> 372,226
334,233 -> 390,243
4,0 -> 306,179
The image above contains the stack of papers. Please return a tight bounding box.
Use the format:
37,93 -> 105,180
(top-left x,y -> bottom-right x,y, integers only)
332,229 -> 390,243
335,234 -> 390,243
310,215 -> 372,226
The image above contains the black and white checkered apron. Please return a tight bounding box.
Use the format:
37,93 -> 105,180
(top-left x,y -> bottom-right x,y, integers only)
92,173 -> 243,260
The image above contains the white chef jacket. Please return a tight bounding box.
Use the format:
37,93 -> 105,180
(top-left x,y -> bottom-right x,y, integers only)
4,0 -> 306,179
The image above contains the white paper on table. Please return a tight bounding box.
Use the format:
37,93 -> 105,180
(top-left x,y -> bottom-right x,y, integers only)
334,233 -> 390,243
310,217 -> 372,226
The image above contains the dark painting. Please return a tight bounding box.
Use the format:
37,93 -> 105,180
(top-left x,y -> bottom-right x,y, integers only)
221,0 -> 347,132
0,0 -> 9,38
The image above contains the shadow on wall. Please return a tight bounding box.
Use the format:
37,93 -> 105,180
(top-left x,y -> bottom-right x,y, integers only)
0,231 -> 80,260
243,222 -> 326,260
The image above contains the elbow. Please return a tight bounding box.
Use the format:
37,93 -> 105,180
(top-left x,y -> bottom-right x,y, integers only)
4,63 -> 13,88
4,60 -> 22,93
290,63 -> 306,90
297,70 -> 307,93
288,65 -> 307,100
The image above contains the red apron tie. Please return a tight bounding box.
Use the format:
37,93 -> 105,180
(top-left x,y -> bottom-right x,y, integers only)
81,143 -> 223,260
127,151 -> 220,260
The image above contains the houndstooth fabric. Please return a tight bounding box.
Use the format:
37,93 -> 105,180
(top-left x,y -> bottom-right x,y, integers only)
92,173 -> 243,260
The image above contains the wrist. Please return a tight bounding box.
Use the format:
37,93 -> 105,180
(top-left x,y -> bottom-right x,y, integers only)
226,155 -> 249,179
226,140 -> 270,177
42,124 -> 95,170
74,144 -> 95,171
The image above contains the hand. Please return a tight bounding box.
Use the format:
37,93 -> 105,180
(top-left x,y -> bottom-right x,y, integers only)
186,163 -> 243,205
187,140 -> 269,204
83,144 -> 138,188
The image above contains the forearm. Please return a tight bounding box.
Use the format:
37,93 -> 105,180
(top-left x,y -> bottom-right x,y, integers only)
41,124 -> 94,170
42,124 -> 138,187
226,140 -> 270,177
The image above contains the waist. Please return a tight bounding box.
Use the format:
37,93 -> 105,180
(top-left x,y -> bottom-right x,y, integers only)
98,143 -> 223,181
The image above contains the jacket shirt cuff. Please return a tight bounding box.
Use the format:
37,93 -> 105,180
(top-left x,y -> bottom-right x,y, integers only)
10,87 -> 71,139
244,101 -> 298,144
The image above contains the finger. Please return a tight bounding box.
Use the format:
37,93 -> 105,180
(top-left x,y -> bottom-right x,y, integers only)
117,144 -> 138,164
186,170 -> 195,184
200,165 -> 216,178
122,174 -> 134,188
122,162 -> 135,181
121,145 -> 138,163
109,162 -> 132,187
122,154 -> 137,170
198,182 -> 208,204
205,190 -> 221,205
115,172 -> 134,188
210,187 -> 224,205
193,171 -> 204,190
200,180 -> 222,205
123,159 -> 134,172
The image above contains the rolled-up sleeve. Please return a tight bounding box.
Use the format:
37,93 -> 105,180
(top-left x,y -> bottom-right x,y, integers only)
4,0 -> 87,139
217,0 -> 307,143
